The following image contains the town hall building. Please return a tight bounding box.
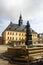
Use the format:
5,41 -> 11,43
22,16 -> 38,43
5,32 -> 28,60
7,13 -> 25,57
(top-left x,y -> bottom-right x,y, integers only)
2,14 -> 38,45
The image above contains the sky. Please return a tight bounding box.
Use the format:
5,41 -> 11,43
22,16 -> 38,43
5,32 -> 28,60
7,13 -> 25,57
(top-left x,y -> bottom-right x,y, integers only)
0,0 -> 43,36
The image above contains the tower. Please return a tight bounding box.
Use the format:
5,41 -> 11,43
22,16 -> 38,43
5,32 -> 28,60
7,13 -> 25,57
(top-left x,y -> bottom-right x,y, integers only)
18,14 -> 23,26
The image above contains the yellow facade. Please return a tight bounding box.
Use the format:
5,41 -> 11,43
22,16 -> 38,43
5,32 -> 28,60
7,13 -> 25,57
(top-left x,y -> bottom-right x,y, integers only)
32,32 -> 38,44
2,30 -> 26,45
2,30 -> 38,45
38,33 -> 43,43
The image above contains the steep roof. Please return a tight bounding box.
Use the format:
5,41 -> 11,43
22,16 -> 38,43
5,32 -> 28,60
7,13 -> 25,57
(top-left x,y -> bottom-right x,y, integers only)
5,22 -> 26,32
32,29 -> 37,34
2,22 -> 37,34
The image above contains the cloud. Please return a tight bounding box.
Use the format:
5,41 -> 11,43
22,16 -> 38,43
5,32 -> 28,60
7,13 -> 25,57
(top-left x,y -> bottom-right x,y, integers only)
0,19 -> 10,36
29,17 -> 43,33
0,0 -> 43,20
0,0 -> 43,35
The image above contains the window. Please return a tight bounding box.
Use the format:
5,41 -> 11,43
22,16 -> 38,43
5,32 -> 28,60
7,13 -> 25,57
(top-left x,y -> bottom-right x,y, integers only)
12,33 -> 14,35
8,37 -> 9,39
25,34 -> 26,36
10,37 -> 11,40
16,38 -> 17,40
8,32 -> 9,35
19,38 -> 21,40
22,41 -> 23,44
19,33 -> 21,36
16,33 -> 17,35
25,37 -> 26,40
22,38 -> 23,40
12,37 -> 14,40
9,27 -> 11,29
22,34 -> 23,36
10,32 -> 11,35
19,42 -> 20,45
33,35 -> 34,37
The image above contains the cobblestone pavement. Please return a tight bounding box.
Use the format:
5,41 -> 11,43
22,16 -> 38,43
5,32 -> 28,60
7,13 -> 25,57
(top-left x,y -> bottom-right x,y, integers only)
0,45 -> 17,65
0,59 -> 15,65
0,45 -> 9,53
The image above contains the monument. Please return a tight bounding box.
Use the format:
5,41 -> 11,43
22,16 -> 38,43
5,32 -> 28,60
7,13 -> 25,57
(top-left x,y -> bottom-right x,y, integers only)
25,21 -> 32,46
